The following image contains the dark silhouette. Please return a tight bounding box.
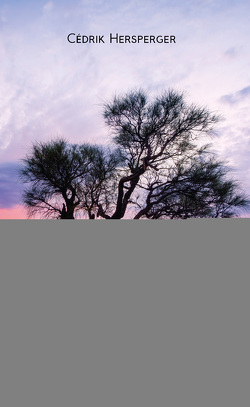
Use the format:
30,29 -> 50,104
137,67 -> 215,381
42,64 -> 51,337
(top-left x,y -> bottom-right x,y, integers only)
19,89 -> 249,218
19,139 -> 120,218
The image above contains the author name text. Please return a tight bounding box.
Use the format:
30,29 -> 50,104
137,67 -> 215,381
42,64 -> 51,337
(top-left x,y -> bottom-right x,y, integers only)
67,33 -> 176,44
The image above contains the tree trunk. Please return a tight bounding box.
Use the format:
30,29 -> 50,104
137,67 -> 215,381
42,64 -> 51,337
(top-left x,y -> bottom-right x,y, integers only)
61,203 -> 75,219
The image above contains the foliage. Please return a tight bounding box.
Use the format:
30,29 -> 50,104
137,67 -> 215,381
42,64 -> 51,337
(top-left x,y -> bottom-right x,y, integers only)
20,139 -> 120,218
19,90 -> 249,219
102,89 -> 249,218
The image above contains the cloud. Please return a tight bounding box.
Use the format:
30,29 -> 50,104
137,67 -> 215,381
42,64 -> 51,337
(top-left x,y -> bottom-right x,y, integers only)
224,47 -> 238,58
0,205 -> 27,219
43,2 -> 54,12
0,162 -> 22,208
220,86 -> 250,105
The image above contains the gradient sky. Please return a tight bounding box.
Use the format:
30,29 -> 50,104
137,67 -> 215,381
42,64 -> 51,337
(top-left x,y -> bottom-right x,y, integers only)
1,0 -> 250,218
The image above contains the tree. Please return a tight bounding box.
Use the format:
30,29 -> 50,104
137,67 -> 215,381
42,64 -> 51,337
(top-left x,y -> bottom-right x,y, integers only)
19,89 -> 249,219
99,89 -> 249,218
19,139 -> 120,218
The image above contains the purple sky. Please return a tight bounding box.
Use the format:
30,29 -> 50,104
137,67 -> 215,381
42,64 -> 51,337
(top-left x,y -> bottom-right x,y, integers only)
1,0 -> 250,217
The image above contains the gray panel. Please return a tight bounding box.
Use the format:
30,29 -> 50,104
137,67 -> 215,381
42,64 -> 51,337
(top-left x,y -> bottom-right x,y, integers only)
0,220 -> 250,406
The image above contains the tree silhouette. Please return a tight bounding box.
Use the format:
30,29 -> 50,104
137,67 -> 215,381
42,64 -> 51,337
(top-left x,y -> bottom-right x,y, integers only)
19,139 -> 120,218
99,89 -> 249,218
19,89 -> 249,218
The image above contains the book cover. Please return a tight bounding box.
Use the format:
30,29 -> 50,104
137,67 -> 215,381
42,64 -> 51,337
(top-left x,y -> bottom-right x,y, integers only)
0,0 -> 249,218
1,3 -> 250,407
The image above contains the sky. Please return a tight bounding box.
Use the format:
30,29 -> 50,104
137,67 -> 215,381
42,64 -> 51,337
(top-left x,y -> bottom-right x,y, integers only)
0,0 -> 250,218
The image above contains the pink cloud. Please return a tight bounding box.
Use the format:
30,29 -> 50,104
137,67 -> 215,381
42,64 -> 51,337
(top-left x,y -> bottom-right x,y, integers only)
0,205 -> 27,219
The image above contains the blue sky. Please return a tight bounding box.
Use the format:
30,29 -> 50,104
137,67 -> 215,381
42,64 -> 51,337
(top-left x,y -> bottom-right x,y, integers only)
0,0 -> 250,217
